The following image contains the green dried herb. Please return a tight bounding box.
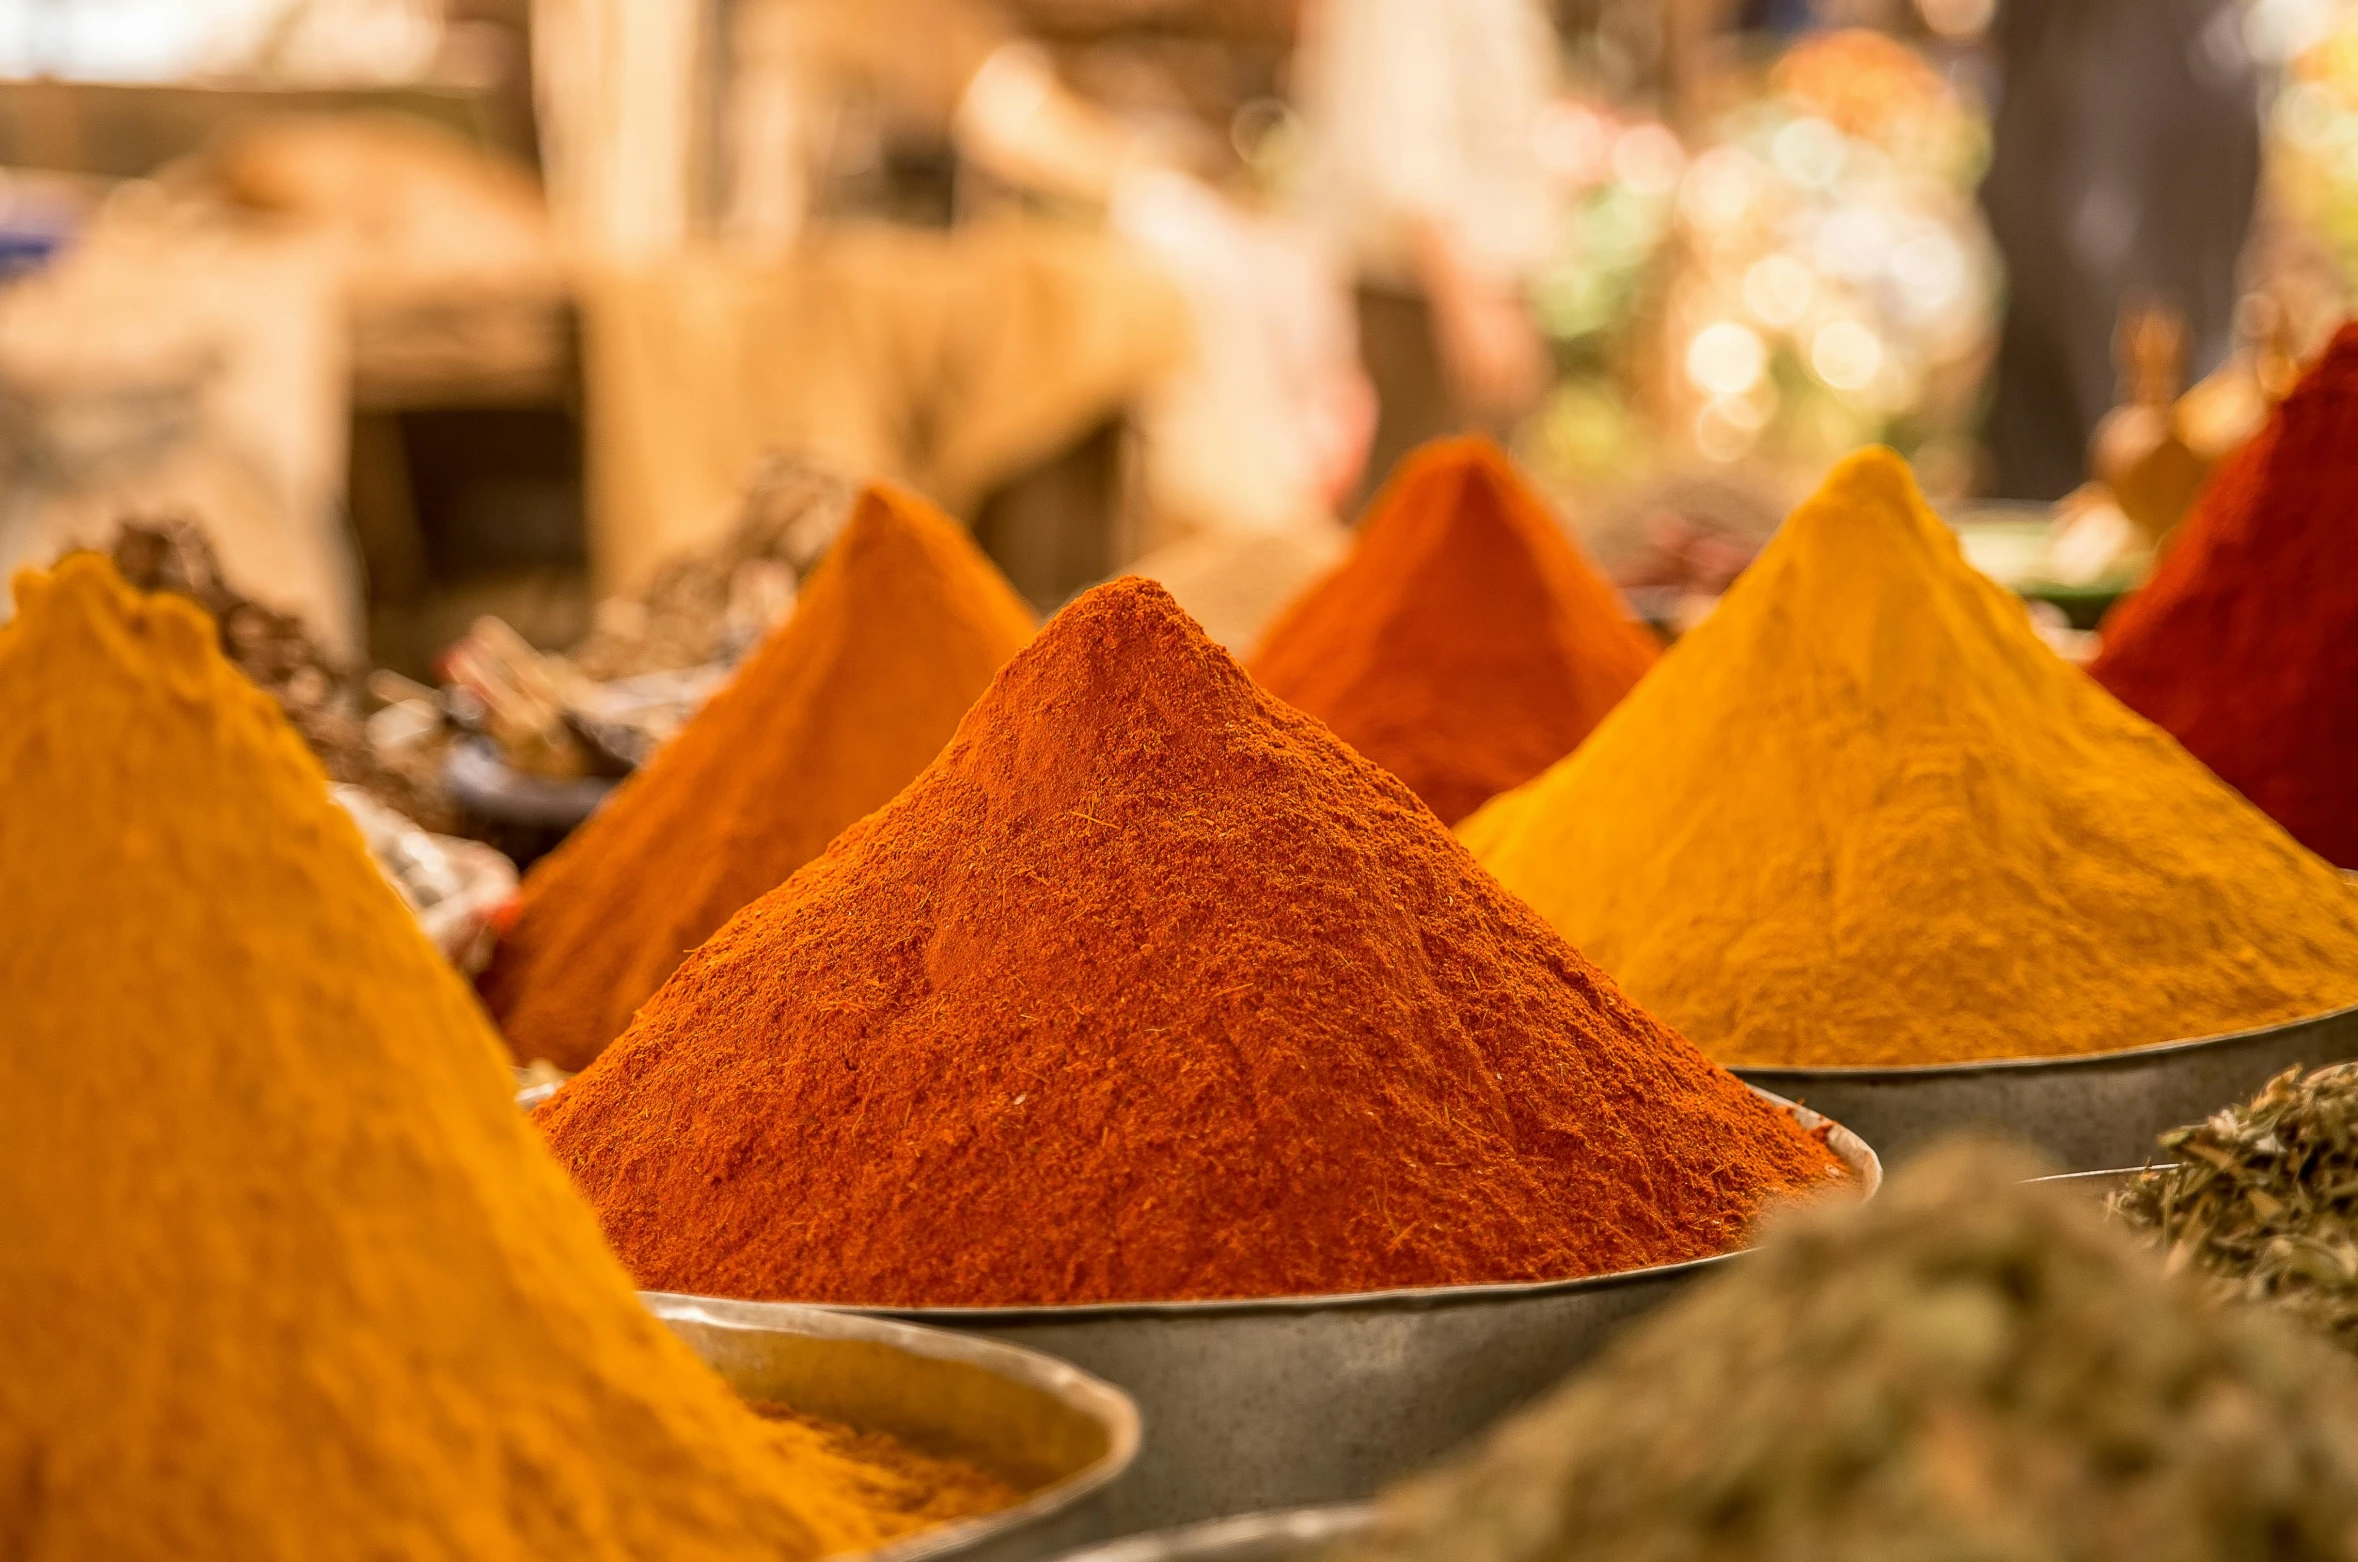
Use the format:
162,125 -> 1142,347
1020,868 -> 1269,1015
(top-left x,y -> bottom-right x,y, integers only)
2113,1063 -> 2358,1354
1334,1140 -> 2358,1562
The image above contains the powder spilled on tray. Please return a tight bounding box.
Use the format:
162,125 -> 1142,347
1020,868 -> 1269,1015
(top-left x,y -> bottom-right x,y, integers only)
535,577 -> 1847,1309
0,555 -> 1016,1561
2091,324 -> 2358,868
1462,447 -> 2358,1068
1250,437 -> 1659,825
481,482 -> 1035,1071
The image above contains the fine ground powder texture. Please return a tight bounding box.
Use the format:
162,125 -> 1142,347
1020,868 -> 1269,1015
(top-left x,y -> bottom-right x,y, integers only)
1251,437 -> 1659,825
482,482 -> 1035,1071
535,577 -> 1846,1308
2091,324 -> 2358,868
0,555 -> 1015,1561
1462,448 -> 2358,1068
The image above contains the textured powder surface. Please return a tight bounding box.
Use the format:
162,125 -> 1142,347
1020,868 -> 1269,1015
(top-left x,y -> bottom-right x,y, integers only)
482,483 -> 1035,1070
0,556 -> 1011,1561
2092,326 -> 2358,868
1462,449 -> 2358,1068
1339,1142 -> 2358,1562
1250,438 -> 1660,826
534,578 -> 1846,1308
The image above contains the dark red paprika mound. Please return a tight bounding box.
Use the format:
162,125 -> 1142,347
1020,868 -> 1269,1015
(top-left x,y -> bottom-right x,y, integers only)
534,579 -> 1847,1307
1250,437 -> 1660,826
2091,325 -> 2358,868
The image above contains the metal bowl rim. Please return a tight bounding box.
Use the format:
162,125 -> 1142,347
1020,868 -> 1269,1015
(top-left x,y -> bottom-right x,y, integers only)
639,1292 -> 1142,1562
1049,1503 -> 1374,1562
657,1086 -> 1879,1323
2027,1163 -> 2188,1196
1731,1000 -> 2358,1083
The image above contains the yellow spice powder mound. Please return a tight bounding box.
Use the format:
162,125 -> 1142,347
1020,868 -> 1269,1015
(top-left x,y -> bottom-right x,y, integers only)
0,554 -> 999,1561
1461,448 -> 2358,1068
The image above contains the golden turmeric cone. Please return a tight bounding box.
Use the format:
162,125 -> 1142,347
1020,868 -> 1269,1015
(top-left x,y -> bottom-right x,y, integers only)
1462,448 -> 2358,1068
0,555 -> 982,1561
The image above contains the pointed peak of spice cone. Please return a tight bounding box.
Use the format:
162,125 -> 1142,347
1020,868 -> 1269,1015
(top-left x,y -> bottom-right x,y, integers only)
1462,447 -> 2358,1070
481,481 -> 1034,1071
1250,436 -> 1659,825
534,575 -> 1849,1309
1782,444 -> 1950,556
2091,326 -> 2358,867
0,555 -> 974,1560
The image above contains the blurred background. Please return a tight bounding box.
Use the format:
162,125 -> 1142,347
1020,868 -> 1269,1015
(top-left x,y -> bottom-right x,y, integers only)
0,0 -> 2342,825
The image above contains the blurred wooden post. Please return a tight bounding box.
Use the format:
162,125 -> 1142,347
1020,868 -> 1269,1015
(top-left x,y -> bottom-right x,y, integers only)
530,0 -> 705,258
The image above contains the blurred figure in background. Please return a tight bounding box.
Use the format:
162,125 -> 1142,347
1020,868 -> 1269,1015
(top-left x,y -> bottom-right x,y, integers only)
539,0 -> 1370,601
1292,0 -> 1560,503
1980,0 -> 2261,500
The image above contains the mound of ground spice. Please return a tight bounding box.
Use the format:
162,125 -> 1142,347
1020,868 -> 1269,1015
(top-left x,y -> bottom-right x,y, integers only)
2091,325 -> 2358,868
0,555 -> 1017,1560
1338,1141 -> 2358,1562
482,483 -> 1035,1070
1462,448 -> 2358,1069
1248,438 -> 1659,825
533,577 -> 1848,1308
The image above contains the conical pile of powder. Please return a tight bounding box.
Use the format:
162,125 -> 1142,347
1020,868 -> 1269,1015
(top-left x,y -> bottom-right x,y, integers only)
482,483 -> 1035,1070
1461,448 -> 2358,1070
0,556 -> 1011,1561
1249,438 -> 1659,825
534,578 -> 1848,1308
2091,325 -> 2358,868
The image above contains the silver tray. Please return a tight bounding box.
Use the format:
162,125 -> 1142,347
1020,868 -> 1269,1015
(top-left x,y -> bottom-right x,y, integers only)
1734,1002 -> 2358,1173
1049,1507 -> 1373,1562
844,1092 -> 1878,1538
649,1293 -> 1141,1562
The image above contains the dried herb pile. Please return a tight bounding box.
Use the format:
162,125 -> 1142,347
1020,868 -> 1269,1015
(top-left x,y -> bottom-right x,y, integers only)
566,452 -> 853,681
1337,1140 -> 2358,1562
2114,1064 -> 2358,1354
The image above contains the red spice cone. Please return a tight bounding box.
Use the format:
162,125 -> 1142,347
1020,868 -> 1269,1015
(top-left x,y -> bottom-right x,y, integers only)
534,577 -> 1846,1308
2090,326 -> 2358,867
480,484 -> 1035,1070
1249,437 -> 1660,825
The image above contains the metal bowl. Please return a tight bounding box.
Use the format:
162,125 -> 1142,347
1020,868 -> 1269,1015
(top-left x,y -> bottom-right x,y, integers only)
647,1293 -> 1141,1562
840,1092 -> 1878,1538
1734,1002 -> 2358,1173
1048,1507 -> 1373,1562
